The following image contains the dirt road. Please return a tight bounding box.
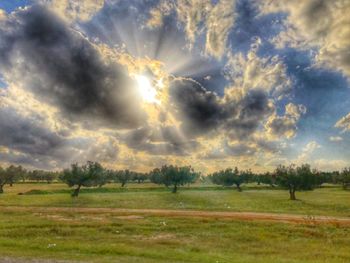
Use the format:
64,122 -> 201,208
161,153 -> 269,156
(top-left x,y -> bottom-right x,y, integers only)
1,206 -> 350,226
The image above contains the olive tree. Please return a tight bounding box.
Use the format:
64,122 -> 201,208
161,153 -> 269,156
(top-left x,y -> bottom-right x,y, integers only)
274,164 -> 318,200
115,170 -> 132,187
159,165 -> 198,193
60,161 -> 106,197
0,165 -> 24,193
256,172 -> 276,187
337,168 -> 350,189
209,167 -> 246,191
149,168 -> 164,185
132,172 -> 148,184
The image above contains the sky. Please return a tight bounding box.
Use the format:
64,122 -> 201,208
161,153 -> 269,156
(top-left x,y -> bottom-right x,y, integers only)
0,0 -> 349,173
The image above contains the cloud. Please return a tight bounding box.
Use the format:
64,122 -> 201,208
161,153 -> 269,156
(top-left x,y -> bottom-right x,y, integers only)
224,89 -> 275,140
0,104 -> 120,169
0,5 -> 145,129
297,141 -> 321,162
204,0 -> 236,58
121,125 -> 199,156
0,9 -> 6,20
313,159 -> 348,171
147,0 -> 236,59
224,43 -> 293,99
260,0 -> 350,78
329,136 -> 343,142
169,78 -> 229,136
169,76 -> 277,141
335,113 -> 350,132
40,0 -> 104,22
265,103 -> 306,139
0,107 -> 64,158
201,141 -> 256,159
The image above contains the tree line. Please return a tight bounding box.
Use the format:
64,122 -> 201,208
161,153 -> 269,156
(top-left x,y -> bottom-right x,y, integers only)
1,162 -> 350,199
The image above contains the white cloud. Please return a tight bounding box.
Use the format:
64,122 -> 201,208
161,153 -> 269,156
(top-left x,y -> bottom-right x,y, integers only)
260,0 -> 350,78
41,0 -> 104,22
335,113 -> 350,132
296,141 -> 321,163
0,9 -> 6,21
329,136 -> 343,142
225,43 -> 293,98
147,0 -> 236,59
265,103 -> 306,139
204,0 -> 236,58
313,159 -> 348,171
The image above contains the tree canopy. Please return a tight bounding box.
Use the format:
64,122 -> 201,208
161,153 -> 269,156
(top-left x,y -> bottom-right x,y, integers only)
274,164 -> 319,200
60,161 -> 106,197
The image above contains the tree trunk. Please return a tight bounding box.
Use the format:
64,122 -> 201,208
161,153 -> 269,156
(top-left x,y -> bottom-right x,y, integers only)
72,185 -> 81,197
172,184 -> 178,193
289,188 -> 296,200
236,183 -> 242,192
121,181 -> 126,187
0,184 -> 4,194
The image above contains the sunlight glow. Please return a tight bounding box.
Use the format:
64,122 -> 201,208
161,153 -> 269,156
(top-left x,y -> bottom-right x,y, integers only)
135,75 -> 160,104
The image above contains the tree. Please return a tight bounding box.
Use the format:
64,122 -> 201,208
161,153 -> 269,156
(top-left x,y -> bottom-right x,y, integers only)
209,167 -> 245,191
42,171 -> 59,184
274,164 -> 318,200
114,170 -> 132,187
337,168 -> 350,190
132,172 -> 148,184
0,165 -> 23,193
256,172 -> 276,187
60,161 -> 106,197
149,168 -> 164,185
160,165 -> 198,193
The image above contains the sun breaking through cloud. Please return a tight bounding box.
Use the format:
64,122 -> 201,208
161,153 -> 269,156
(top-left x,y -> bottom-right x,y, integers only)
0,0 -> 349,173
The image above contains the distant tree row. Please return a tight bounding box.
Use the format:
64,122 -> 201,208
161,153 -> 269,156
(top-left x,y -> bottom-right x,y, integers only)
1,162 -> 350,200
0,165 -> 60,193
59,162 -> 199,196
208,164 -> 349,200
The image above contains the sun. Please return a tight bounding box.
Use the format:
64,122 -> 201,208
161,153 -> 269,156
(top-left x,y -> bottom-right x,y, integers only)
135,75 -> 160,104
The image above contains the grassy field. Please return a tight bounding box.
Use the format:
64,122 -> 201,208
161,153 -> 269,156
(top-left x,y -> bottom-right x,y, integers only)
1,183 -> 350,217
0,183 -> 350,262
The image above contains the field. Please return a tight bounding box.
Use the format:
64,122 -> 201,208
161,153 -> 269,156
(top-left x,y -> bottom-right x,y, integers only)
1,183 -> 350,262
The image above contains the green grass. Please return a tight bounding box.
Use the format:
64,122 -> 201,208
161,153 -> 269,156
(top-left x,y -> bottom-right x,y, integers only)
0,210 -> 350,262
1,183 -> 350,217
1,183 -> 350,262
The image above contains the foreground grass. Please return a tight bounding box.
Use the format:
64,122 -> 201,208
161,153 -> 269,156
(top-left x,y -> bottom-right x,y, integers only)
0,183 -> 350,217
0,210 -> 350,263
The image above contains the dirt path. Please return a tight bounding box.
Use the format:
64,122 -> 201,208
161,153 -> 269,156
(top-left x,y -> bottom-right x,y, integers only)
1,206 -> 350,226
0,206 -> 350,226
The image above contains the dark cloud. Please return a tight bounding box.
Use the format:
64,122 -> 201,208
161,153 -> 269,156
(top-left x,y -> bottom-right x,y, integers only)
266,116 -> 296,138
121,125 -> 199,156
225,89 -> 274,140
0,5 -> 145,129
169,78 -> 230,136
168,77 -> 275,140
0,106 -> 120,169
0,107 -> 64,157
